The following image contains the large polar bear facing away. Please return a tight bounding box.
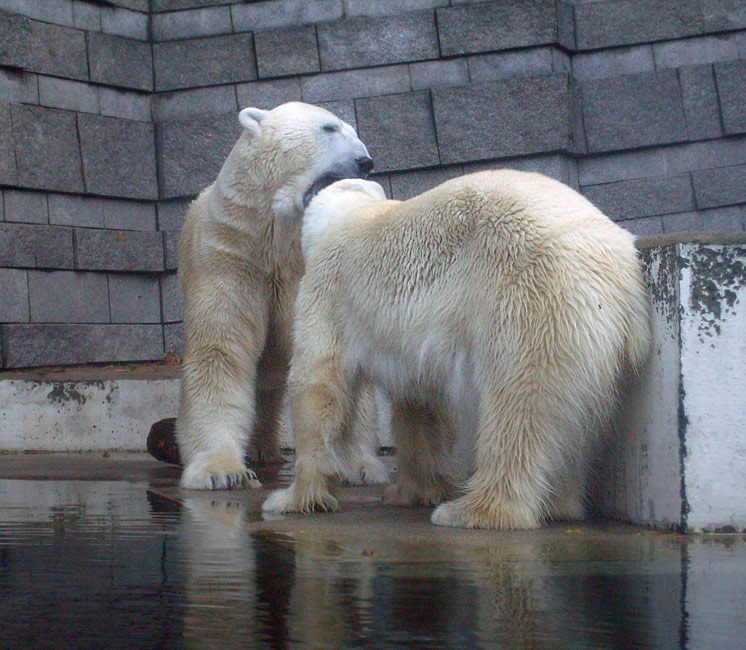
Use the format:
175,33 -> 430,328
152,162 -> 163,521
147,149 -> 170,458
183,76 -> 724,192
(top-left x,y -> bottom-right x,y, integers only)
177,102 -> 385,490
263,171 -> 652,529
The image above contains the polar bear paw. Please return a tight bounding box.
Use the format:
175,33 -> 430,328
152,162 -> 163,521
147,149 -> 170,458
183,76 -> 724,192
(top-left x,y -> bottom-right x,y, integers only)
430,499 -> 479,528
359,454 -> 391,484
181,452 -> 262,490
262,483 -> 338,514
431,497 -> 540,530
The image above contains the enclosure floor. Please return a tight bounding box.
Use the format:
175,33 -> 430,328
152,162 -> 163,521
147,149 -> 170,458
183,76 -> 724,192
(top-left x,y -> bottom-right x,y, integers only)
0,451 -> 720,544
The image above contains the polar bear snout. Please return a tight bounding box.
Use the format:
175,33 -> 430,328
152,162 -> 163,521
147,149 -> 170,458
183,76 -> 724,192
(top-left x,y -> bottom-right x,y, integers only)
328,153 -> 374,181
356,156 -> 374,176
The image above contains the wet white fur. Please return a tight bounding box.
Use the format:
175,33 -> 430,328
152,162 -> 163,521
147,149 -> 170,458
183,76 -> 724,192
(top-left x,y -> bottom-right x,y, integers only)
263,172 -> 651,529
177,103 -> 386,490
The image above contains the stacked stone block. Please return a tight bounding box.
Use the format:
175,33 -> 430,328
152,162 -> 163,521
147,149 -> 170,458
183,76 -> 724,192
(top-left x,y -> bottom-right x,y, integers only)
1,0 -> 746,368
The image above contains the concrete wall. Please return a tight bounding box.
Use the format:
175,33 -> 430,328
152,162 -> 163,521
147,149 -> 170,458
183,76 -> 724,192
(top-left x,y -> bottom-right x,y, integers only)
1,0 -> 746,368
0,377 -> 179,450
0,0 -> 159,368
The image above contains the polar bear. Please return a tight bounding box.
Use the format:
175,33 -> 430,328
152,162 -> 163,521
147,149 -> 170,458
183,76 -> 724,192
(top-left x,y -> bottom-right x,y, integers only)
263,172 -> 652,529
177,102 -> 388,490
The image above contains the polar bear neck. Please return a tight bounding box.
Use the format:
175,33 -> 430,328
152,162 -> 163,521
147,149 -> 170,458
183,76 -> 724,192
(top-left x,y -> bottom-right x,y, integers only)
215,162 -> 272,211
302,192 -> 393,265
301,202 -> 335,264
208,173 -> 305,273
212,135 -> 277,209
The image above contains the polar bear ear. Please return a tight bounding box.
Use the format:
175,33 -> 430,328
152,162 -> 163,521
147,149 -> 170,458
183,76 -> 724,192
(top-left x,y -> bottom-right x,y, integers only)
238,107 -> 269,135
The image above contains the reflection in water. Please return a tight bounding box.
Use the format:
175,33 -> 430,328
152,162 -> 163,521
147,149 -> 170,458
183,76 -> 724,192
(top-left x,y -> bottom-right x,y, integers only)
0,480 -> 183,649
0,479 -> 744,649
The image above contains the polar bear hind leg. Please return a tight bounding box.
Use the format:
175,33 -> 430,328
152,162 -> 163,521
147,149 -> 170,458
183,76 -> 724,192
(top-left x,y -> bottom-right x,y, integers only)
180,450 -> 261,490
331,384 -> 390,486
177,275 -> 268,490
245,386 -> 284,465
431,325 -> 613,530
430,419 -> 551,529
431,361 -> 580,530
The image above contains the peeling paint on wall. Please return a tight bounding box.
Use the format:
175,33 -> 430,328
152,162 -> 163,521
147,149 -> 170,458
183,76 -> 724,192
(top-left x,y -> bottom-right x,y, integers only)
46,382 -> 101,407
640,246 -> 679,327
684,245 -> 746,341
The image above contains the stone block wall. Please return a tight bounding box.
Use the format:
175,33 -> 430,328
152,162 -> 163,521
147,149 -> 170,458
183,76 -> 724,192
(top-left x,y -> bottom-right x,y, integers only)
1,0 -> 745,368
0,0 -> 161,369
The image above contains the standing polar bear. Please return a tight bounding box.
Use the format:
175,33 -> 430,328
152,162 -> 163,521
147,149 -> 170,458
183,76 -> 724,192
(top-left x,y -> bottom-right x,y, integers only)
177,102 -> 386,490
263,171 -> 652,529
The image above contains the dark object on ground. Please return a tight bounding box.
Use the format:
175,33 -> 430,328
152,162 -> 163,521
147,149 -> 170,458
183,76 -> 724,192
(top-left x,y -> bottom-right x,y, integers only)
147,418 -> 182,466
146,418 -> 283,468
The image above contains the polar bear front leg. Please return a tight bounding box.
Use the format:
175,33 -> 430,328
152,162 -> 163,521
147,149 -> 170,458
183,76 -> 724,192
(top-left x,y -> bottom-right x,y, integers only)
177,278 -> 270,490
263,356 -> 351,514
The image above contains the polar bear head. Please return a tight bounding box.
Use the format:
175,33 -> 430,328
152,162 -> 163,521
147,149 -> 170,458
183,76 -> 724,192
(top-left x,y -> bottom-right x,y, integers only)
302,178 -> 387,264
218,102 -> 373,220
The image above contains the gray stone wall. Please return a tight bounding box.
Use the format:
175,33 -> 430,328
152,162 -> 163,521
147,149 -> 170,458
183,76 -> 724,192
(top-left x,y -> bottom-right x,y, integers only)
1,0 -> 745,368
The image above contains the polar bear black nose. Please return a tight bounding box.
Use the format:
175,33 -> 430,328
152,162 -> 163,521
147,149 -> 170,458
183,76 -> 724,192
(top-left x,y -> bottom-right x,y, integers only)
356,157 -> 374,176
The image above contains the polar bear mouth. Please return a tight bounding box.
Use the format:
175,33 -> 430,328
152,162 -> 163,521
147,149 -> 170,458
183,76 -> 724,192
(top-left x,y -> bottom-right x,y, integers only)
303,174 -> 346,208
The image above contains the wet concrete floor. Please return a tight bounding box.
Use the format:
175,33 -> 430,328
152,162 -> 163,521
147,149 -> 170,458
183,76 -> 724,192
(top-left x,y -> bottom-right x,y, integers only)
0,452 -> 744,649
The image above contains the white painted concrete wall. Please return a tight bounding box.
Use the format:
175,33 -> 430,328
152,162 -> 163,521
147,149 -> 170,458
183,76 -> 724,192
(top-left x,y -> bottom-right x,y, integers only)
679,244 -> 746,532
0,378 -> 393,452
599,237 -> 746,532
0,379 -> 179,451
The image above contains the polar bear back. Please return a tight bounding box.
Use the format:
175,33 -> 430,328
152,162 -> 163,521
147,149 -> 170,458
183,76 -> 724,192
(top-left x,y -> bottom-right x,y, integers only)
314,169 -> 640,312
299,169 -> 650,411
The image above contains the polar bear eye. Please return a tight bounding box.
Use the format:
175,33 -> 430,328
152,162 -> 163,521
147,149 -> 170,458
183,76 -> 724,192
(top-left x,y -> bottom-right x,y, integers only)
322,123 -> 339,133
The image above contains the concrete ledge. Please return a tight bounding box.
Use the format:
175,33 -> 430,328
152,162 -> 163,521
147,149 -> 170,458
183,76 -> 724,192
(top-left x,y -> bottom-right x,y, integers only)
0,377 -> 179,452
0,366 -> 372,452
636,230 -> 746,248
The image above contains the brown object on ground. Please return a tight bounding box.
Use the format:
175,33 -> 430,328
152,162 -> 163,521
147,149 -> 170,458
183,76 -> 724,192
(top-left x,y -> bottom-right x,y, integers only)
146,417 -> 274,468
147,418 -> 182,466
